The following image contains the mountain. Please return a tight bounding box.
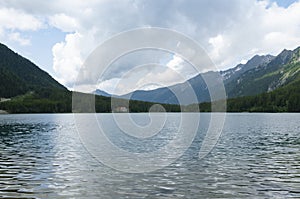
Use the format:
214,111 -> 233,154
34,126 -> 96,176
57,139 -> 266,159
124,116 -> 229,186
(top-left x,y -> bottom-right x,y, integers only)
221,54 -> 275,83
119,71 -> 220,104
0,43 -> 66,98
117,47 -> 300,105
226,48 -> 297,97
193,47 -> 300,112
119,53 -> 278,104
1,42 -> 299,113
198,75 -> 300,112
93,89 -> 112,97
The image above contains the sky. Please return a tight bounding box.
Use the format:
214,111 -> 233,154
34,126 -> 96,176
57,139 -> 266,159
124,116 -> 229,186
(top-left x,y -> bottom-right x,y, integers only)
0,0 -> 300,95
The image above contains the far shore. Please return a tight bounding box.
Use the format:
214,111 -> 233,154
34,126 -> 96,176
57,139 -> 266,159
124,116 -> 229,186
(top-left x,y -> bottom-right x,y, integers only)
0,111 -> 299,114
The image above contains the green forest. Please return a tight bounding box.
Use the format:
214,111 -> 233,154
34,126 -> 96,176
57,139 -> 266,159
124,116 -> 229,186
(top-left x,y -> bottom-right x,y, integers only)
1,78 -> 299,113
0,89 -> 182,113
197,79 -> 300,112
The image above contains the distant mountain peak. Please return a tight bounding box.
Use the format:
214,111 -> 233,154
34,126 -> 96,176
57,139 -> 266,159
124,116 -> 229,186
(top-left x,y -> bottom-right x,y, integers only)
293,46 -> 300,53
245,54 -> 275,68
221,54 -> 274,82
268,49 -> 293,67
278,49 -> 293,58
93,89 -> 111,97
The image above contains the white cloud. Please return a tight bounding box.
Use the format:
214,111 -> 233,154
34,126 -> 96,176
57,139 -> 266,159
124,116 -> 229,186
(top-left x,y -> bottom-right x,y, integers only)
1,0 -> 300,93
55,0 -> 300,92
95,52 -> 197,95
0,7 -> 42,31
135,68 -> 185,92
0,7 -> 43,46
52,32 -> 83,86
97,64 -> 187,95
8,32 -> 31,46
49,13 -> 79,32
97,78 -> 120,95
208,35 -> 230,64
240,59 -> 248,65
166,55 -> 184,71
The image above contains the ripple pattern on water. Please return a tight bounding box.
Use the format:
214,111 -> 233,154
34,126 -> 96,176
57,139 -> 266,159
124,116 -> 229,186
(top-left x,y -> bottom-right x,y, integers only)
0,113 -> 299,198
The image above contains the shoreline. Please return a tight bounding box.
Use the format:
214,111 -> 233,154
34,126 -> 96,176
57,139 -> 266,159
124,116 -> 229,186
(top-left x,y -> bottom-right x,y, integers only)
0,112 -> 299,115
0,110 -> 8,114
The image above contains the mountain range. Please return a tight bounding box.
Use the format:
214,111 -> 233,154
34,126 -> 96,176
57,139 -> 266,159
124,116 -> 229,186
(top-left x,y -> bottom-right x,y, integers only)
0,42 -> 299,113
95,47 -> 300,105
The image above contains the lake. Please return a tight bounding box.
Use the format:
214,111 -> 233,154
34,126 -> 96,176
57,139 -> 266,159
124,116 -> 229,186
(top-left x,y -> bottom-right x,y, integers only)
0,113 -> 299,198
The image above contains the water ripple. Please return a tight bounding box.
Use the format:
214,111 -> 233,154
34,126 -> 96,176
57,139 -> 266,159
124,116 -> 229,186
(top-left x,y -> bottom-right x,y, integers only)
0,113 -> 299,198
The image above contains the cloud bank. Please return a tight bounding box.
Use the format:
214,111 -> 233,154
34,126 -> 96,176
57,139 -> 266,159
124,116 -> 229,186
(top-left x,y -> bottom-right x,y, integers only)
0,0 -> 300,94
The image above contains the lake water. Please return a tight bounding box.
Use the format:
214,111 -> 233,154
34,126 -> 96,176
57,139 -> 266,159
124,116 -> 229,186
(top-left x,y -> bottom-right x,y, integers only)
0,113 -> 299,198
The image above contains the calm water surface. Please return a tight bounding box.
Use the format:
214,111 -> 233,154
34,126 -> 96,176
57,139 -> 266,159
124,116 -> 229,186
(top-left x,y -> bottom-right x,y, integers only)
0,113 -> 299,198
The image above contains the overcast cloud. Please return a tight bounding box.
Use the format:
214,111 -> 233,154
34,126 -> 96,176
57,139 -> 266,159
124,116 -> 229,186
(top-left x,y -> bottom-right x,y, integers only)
0,0 -> 300,94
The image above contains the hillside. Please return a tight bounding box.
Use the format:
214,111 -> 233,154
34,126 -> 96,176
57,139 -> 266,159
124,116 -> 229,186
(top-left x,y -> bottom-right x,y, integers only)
195,48 -> 300,112
0,43 -> 66,98
197,78 -> 300,112
226,48 -> 299,97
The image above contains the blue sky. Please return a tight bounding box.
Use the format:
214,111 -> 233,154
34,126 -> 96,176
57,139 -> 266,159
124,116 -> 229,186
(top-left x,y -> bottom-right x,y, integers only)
273,0 -> 298,7
9,28 -> 66,76
0,0 -> 300,93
